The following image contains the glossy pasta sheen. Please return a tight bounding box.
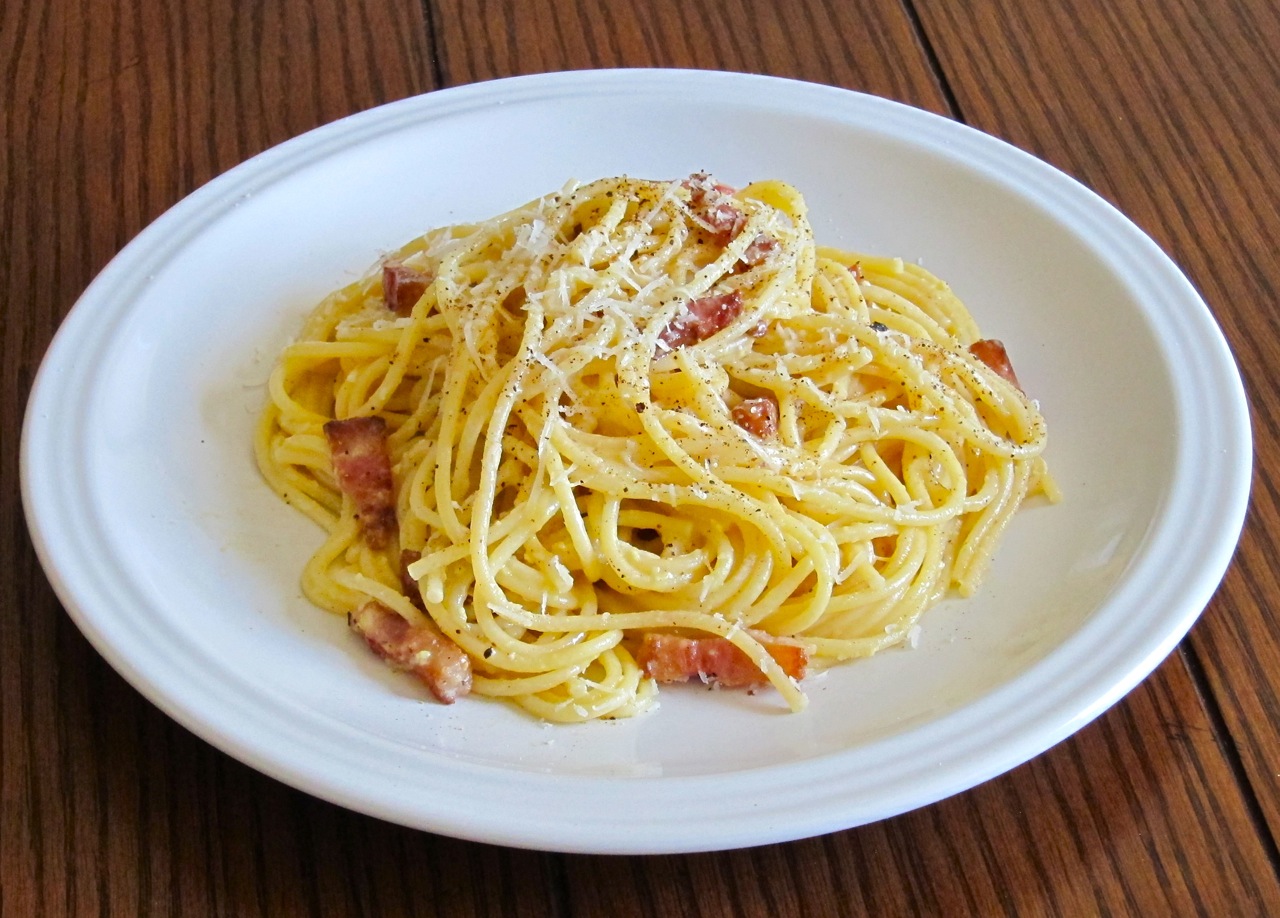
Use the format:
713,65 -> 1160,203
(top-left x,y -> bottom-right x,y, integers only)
255,176 -> 1052,722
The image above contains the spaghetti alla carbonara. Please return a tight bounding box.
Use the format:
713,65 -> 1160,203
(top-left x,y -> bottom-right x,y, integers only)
255,175 -> 1053,722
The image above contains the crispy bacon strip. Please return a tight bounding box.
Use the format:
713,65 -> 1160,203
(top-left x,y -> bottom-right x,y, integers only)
349,600 -> 472,704
382,263 -> 431,317
683,172 -> 737,199
732,396 -> 779,439
324,417 -> 397,549
969,339 -> 1023,392
741,234 -> 779,266
683,173 -> 746,244
682,175 -> 780,267
400,549 -> 425,610
637,631 -> 809,688
659,290 -> 744,350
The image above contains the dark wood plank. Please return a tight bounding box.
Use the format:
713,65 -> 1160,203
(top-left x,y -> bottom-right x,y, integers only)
0,1 -> 564,916
914,0 -> 1280,860
431,0 -> 951,112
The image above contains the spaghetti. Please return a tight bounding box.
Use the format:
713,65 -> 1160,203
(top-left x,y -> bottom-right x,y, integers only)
255,175 -> 1054,722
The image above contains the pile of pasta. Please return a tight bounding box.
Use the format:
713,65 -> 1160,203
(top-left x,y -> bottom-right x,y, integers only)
255,175 -> 1054,722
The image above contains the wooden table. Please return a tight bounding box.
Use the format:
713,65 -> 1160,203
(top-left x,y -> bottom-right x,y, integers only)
4,1 -> 1278,914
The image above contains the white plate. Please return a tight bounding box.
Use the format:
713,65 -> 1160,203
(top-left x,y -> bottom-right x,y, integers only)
21,70 -> 1251,854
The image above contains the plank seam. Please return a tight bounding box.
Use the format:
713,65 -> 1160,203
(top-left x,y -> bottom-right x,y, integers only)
899,0 -> 962,119
1180,642 -> 1280,880
548,852 -> 573,918
420,0 -> 446,89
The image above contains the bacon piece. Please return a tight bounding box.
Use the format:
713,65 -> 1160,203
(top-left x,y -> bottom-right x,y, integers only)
383,263 -> 431,316
703,202 -> 747,244
638,631 -> 808,688
349,600 -> 472,704
848,263 -> 864,282
732,396 -> 779,439
683,173 -> 746,244
400,549 -> 425,610
683,172 -> 737,199
324,416 -> 397,549
969,339 -> 1023,392
741,234 -> 779,267
658,290 -> 744,350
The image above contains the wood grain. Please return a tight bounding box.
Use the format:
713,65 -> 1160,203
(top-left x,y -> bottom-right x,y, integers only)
4,0 -> 1279,914
431,0 -> 950,111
